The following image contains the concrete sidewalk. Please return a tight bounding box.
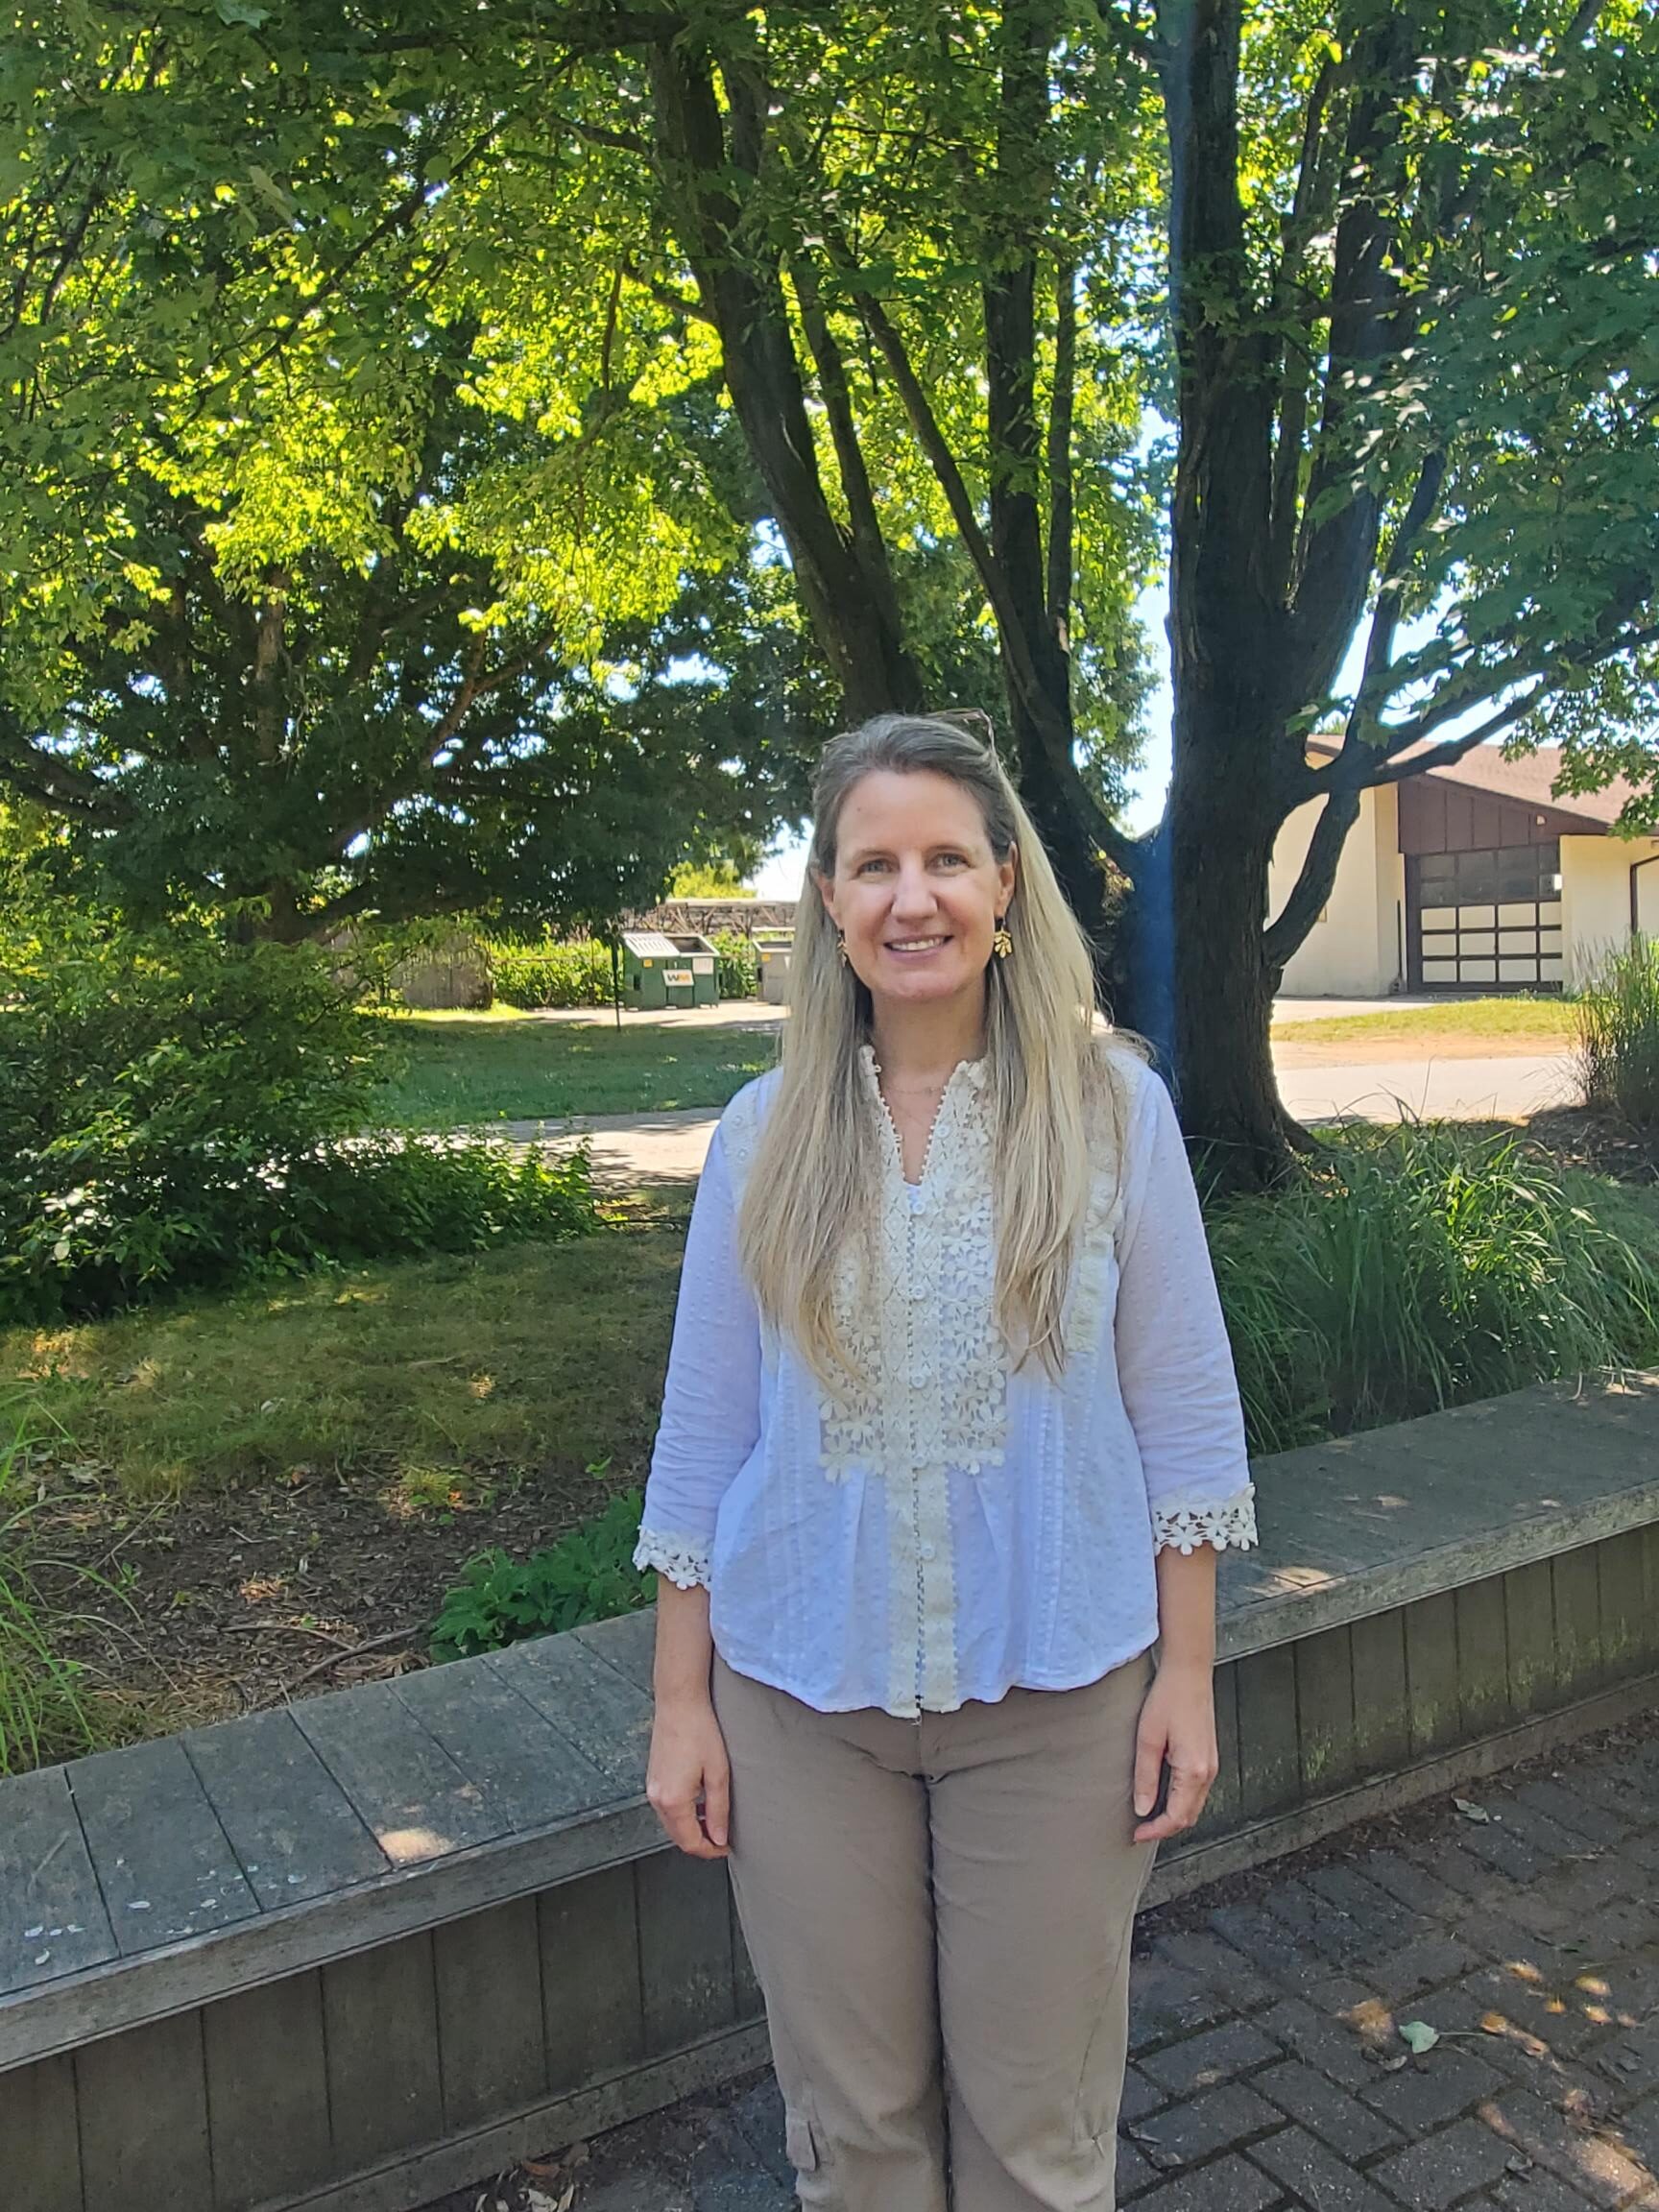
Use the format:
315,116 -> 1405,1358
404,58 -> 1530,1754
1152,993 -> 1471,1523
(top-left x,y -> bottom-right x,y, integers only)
422,1719 -> 1659,2212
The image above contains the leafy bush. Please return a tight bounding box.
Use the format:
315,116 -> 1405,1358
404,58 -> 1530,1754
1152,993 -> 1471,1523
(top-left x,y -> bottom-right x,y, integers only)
1211,1122 -> 1659,1455
0,911 -> 603,1319
1,1401 -> 108,1775
710,930 -> 759,998
491,940 -> 614,1009
430,1489 -> 652,1660
1575,936 -> 1659,1130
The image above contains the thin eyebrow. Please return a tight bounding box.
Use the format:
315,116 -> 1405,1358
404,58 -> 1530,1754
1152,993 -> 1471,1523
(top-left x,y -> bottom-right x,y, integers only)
842,841 -> 976,866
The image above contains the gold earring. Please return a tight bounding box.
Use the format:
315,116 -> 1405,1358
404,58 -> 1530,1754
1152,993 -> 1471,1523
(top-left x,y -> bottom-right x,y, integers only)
993,920 -> 1013,959
837,932 -> 851,965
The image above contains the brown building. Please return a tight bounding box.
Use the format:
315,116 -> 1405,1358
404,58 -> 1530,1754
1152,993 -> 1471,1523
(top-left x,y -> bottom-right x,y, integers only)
1270,744 -> 1659,996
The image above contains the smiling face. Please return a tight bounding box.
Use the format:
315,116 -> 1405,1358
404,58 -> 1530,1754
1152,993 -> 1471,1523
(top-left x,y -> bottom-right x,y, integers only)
816,768 -> 1017,1014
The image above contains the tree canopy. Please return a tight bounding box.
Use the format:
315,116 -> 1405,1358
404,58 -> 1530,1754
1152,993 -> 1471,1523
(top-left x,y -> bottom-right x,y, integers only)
0,6 -> 827,934
5,1 -> 1657,1173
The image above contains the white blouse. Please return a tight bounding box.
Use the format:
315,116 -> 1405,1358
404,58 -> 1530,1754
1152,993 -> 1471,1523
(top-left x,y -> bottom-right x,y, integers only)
635,1045 -> 1257,1719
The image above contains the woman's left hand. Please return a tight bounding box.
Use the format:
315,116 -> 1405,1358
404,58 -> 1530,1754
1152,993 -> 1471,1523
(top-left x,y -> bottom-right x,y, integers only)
1132,1659 -> 1218,1843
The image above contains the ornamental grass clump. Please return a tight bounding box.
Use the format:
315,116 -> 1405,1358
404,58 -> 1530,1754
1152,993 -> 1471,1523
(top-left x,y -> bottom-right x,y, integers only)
1575,936 -> 1659,1131
0,1400 -> 108,1776
1209,1123 -> 1659,1456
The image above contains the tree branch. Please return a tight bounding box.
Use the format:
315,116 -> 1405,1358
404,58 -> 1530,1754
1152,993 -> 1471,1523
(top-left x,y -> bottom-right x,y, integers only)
1046,258 -> 1077,637
1287,12 -> 1423,698
830,229 -> 1135,871
1359,690 -> 1551,786
1262,779 -> 1364,972
1265,56 -> 1338,599
1557,0 -> 1606,51
788,251 -> 901,623
553,10 -> 686,49
1347,447 -> 1447,726
620,259 -> 716,325
0,734 -> 128,821
301,878 -> 384,938
567,116 -> 651,158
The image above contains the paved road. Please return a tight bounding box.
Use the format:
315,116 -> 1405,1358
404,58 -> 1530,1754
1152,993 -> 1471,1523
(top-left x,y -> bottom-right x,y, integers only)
495,1046 -> 1576,1188
509,995 -> 1452,1035
422,1719 -> 1659,2212
1277,1051 -> 1575,1126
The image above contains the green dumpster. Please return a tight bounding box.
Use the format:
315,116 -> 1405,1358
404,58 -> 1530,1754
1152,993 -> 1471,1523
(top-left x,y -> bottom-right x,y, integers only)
621,929 -> 720,1009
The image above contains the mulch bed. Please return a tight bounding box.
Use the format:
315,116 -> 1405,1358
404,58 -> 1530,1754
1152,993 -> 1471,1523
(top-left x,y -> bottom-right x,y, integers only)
1499,1103 -> 1657,1183
39,1449 -> 634,1740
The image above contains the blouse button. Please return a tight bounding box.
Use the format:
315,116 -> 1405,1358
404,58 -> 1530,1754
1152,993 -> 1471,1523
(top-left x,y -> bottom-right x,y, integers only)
919,1542 -> 936,1561
909,1362 -> 929,1387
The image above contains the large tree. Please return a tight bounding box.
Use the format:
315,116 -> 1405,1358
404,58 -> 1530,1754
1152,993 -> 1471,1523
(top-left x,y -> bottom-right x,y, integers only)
549,0 -> 1659,1179
0,5 -> 825,935
6,352 -> 827,936
1144,0 -> 1659,1173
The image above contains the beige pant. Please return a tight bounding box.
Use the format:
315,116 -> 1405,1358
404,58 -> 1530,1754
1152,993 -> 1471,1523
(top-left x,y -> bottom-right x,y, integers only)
711,1649 -> 1156,2212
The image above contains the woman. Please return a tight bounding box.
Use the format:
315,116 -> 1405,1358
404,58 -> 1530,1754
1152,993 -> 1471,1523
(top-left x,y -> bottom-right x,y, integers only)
634,713 -> 1256,2212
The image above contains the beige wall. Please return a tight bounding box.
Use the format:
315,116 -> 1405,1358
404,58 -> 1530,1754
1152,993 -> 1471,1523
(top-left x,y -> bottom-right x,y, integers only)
1640,854 -> 1659,939
1270,782 -> 1404,998
1561,833 -> 1659,986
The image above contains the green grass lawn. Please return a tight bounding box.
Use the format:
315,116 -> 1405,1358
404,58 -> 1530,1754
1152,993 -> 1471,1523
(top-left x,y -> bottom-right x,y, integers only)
4,1231 -> 688,1501
373,1009 -> 781,1124
7,1151 -> 1651,1507
1273,997 -> 1577,1047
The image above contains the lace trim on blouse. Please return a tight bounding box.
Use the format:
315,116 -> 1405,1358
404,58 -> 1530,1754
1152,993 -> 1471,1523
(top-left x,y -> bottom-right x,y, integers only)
819,1049 -> 1007,1484
1150,1484 -> 1259,1555
715,1054 -> 1138,1716
633,1527 -> 712,1589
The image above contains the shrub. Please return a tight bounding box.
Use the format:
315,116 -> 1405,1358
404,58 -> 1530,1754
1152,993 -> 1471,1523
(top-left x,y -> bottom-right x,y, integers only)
710,930 -> 759,998
0,907 -> 383,1155
1210,1122 -> 1659,1455
1,1400 -> 108,1775
491,940 -> 614,1009
0,910 -> 604,1320
1575,936 -> 1659,1130
430,1488 -> 652,1659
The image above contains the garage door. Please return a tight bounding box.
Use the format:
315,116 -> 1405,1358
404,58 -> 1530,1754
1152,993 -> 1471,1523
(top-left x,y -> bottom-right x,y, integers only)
1410,845 -> 1564,991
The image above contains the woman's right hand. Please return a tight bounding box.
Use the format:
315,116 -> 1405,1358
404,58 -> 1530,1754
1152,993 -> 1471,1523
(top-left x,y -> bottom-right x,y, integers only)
646,1693 -> 732,1858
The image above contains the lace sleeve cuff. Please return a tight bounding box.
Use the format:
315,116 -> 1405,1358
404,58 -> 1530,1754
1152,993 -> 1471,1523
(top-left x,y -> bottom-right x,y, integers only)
1150,1484 -> 1258,1555
633,1527 -> 713,1590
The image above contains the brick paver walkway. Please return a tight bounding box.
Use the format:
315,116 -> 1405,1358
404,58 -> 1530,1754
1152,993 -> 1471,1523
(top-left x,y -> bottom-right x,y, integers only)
433,1719 -> 1659,2212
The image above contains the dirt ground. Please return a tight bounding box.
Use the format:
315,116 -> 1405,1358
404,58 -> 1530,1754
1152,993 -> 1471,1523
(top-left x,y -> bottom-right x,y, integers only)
39,1443 -> 633,1741
32,1103 -> 1654,1749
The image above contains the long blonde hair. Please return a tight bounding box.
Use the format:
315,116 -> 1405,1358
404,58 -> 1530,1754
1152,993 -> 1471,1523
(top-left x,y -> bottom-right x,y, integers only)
737,713 -> 1140,1392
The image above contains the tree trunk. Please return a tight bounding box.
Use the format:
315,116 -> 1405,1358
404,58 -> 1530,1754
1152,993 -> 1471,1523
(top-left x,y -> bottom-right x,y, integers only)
1166,768 -> 1289,1186
648,46 -> 925,724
